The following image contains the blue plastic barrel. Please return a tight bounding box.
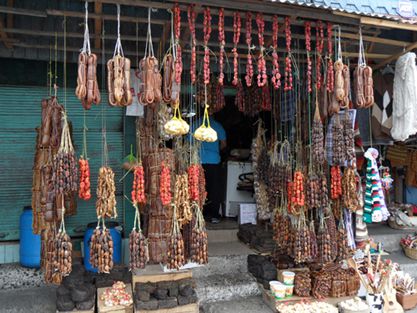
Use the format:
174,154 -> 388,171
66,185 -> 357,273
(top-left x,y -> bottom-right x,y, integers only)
19,206 -> 41,268
83,221 -> 122,272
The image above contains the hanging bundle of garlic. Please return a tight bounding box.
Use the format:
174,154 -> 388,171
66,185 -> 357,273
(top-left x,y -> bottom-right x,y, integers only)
194,104 -> 218,143
164,104 -> 189,136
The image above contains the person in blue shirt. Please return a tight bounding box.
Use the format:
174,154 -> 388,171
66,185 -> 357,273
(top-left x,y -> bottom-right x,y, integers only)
191,116 -> 226,224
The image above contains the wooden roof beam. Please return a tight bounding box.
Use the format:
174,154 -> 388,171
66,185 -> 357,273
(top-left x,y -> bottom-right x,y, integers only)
3,27 -> 154,42
374,40 -> 417,70
94,2 -> 102,50
91,0 -> 359,26
0,5 -> 47,18
46,9 -> 166,25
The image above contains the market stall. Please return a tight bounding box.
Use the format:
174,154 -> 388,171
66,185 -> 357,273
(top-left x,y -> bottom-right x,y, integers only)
3,0 -> 417,312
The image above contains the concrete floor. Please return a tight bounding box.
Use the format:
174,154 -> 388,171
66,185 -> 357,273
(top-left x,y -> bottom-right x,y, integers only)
0,286 -> 56,313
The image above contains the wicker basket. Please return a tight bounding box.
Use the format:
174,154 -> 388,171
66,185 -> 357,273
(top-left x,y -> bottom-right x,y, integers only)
402,240 -> 417,260
397,292 -> 417,310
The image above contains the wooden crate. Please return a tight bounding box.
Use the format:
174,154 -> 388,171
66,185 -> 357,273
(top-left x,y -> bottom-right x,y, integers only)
277,268 -> 309,282
132,265 -> 192,285
97,283 -> 133,313
262,285 -> 354,312
134,303 -> 198,313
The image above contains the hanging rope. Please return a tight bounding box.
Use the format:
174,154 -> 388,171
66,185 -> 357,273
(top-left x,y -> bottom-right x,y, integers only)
113,4 -> 124,57
144,8 -> 155,59
63,15 -> 67,109
358,27 -> 367,67
82,1 -> 91,55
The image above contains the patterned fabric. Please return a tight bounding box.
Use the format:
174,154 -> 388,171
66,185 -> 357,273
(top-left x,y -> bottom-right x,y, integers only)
280,90 -> 296,123
363,148 -> 389,223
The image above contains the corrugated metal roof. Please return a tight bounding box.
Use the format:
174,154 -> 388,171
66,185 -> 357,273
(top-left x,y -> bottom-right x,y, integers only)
272,0 -> 417,22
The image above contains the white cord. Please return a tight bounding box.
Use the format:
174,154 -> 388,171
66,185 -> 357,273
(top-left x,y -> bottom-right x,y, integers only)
358,27 -> 366,66
82,1 -> 91,54
113,4 -> 124,57
144,8 -> 155,58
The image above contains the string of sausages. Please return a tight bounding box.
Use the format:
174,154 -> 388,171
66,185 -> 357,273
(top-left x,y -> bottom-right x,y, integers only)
107,55 -> 133,107
203,7 -> 212,85
232,12 -> 241,86
76,53 -> 101,110
256,13 -> 267,87
139,56 -> 162,107
162,54 -> 174,103
284,17 -> 293,91
245,12 -> 253,87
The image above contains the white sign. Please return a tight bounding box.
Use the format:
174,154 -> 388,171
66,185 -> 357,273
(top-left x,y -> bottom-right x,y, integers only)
398,0 -> 414,18
239,203 -> 257,225
126,69 -> 144,117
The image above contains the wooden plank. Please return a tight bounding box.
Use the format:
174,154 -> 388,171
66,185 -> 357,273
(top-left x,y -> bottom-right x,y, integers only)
3,27 -> 151,42
262,287 -> 354,312
374,40 -> 417,70
134,303 -> 198,313
360,16 -> 417,32
46,9 -> 165,25
340,32 -> 408,48
94,2 -> 102,50
93,0 -> 358,26
0,5 -> 47,18
132,266 -> 192,285
97,283 -> 133,313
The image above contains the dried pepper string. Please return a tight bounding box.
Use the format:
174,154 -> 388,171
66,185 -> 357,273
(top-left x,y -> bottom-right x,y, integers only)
160,162 -> 172,207
173,3 -> 182,84
245,12 -> 253,87
326,22 -> 334,92
284,17 -> 293,91
232,12 -> 241,86
218,8 -> 225,86
203,7 -> 212,85
305,21 -> 312,94
256,13 -> 267,87
271,15 -> 281,90
316,20 -> 325,90
187,4 -> 197,84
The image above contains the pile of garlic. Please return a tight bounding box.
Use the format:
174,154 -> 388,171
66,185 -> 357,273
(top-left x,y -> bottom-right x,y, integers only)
339,297 -> 369,312
276,301 -> 338,313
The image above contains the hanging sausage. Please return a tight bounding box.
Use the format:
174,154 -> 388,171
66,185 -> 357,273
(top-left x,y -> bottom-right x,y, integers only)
107,4 -> 132,107
76,2 -> 100,110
